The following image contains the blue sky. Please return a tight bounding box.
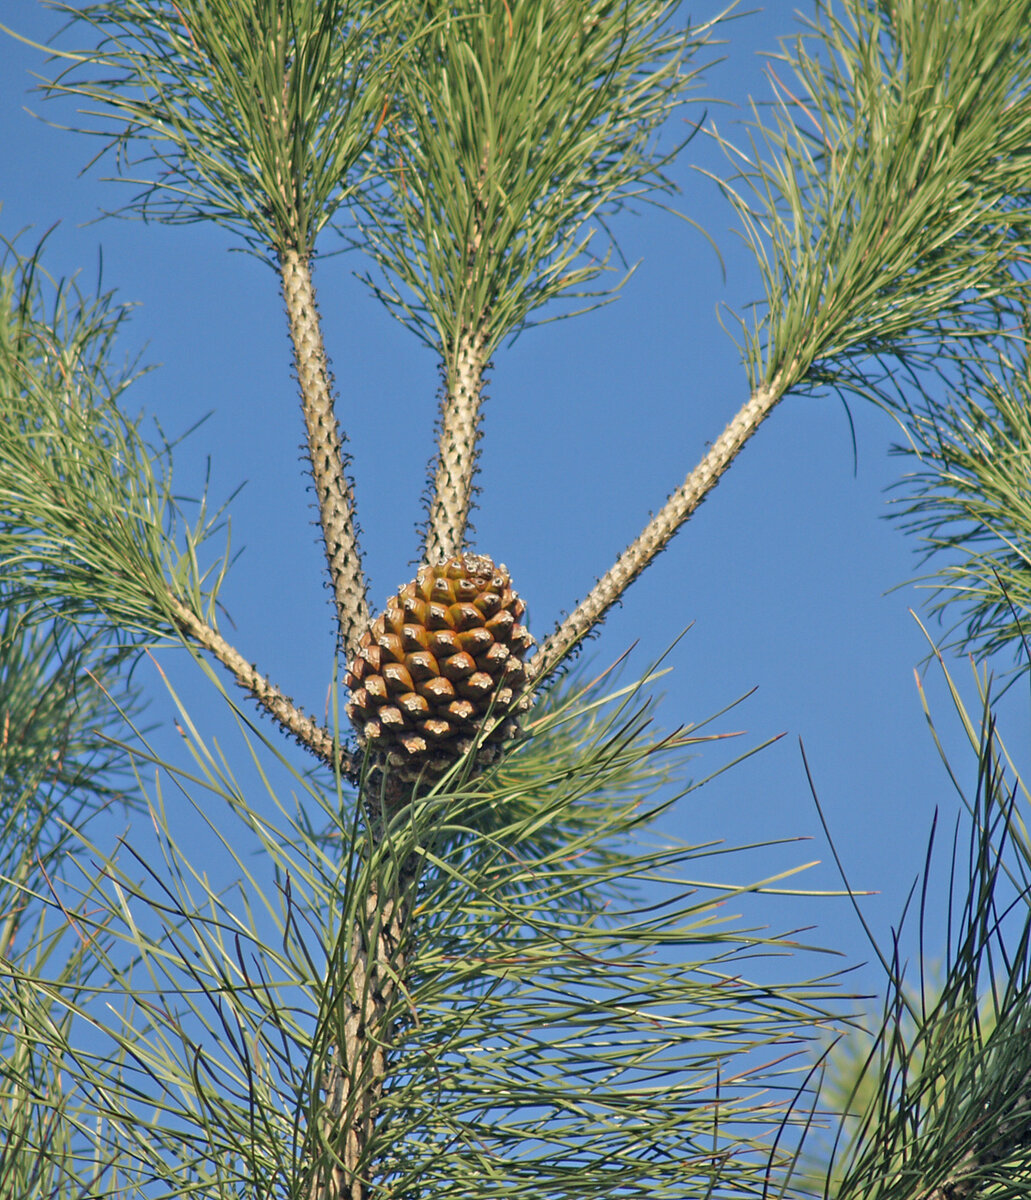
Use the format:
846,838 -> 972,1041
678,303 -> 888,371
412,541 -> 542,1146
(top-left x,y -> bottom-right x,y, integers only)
3,1 -> 1019,1006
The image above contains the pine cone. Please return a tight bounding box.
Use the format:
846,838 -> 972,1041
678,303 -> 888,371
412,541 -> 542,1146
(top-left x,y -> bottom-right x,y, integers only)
346,555 -> 534,785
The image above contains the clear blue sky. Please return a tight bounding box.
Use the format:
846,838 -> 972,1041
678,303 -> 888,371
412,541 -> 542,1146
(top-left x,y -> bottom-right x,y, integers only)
3,2 -> 1018,1004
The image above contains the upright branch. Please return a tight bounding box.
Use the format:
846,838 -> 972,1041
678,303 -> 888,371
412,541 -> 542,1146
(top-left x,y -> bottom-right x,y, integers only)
423,327 -> 488,564
423,143 -> 492,564
280,248 -> 370,660
531,376 -> 785,680
38,2 -> 398,663
358,2 -> 708,569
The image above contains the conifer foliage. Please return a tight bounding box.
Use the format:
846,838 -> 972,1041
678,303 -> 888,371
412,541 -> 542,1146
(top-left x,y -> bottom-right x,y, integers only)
2,2 -> 1031,1199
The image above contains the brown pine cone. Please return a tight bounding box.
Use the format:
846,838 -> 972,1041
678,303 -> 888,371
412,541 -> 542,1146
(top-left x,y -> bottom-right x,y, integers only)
345,555 -> 534,785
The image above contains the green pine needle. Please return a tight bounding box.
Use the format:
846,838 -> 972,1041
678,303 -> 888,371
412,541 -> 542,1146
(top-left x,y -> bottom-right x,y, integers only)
354,0 -> 720,358
0,238 -> 233,645
712,0 -> 1031,396
800,645 -> 1031,1200
888,341 -> 1031,674
38,0 -> 426,257
4,656 -> 846,1198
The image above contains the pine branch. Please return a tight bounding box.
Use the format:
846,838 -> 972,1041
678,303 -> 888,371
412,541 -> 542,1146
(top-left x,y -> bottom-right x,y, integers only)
309,864 -> 417,1200
41,0 -> 405,255
170,596 -> 351,773
423,146 -> 493,565
0,241 -> 351,776
532,374 -> 785,679
33,0 -> 411,665
280,248 -> 370,659
531,0 -> 1031,684
423,328 -> 488,564
717,0 -> 1031,396
356,0 -> 709,485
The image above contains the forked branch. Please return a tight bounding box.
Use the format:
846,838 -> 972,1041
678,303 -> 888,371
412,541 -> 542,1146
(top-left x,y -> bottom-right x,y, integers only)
280,247 -> 370,660
530,375 -> 786,681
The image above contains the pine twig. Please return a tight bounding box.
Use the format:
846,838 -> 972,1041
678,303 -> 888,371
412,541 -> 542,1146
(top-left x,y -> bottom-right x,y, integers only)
169,597 -> 351,772
279,247 -> 369,659
423,328 -> 488,564
531,374 -> 786,681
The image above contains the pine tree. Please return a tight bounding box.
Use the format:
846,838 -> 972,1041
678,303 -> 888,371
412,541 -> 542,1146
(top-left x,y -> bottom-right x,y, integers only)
2,2 -> 1031,1198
